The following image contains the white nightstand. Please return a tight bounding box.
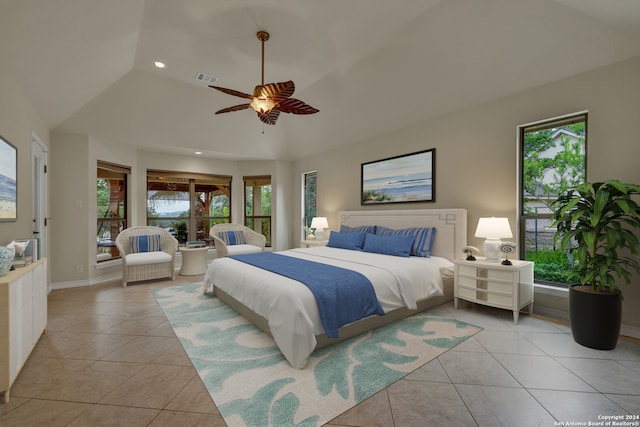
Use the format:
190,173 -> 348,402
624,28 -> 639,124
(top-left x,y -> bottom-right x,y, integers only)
300,239 -> 327,248
453,257 -> 534,324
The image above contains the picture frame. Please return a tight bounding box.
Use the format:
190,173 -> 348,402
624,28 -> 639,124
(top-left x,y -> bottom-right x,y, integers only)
361,148 -> 435,205
0,134 -> 17,221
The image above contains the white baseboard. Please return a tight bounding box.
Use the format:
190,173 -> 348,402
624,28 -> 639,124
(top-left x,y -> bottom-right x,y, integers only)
533,306 -> 570,323
621,324 -> 640,340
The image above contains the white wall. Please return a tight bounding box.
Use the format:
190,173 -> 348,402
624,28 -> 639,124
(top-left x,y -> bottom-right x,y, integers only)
0,68 -> 50,251
292,56 -> 640,330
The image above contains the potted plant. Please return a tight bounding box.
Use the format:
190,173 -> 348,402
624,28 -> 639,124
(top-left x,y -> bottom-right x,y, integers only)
551,180 -> 640,349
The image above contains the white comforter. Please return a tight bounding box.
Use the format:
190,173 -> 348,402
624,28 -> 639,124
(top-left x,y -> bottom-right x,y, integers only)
203,246 -> 453,369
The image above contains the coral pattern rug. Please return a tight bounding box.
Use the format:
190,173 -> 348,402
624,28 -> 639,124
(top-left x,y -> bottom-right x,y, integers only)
153,283 -> 481,427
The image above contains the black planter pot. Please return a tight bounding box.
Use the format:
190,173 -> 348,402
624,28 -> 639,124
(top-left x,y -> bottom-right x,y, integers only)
569,285 -> 622,350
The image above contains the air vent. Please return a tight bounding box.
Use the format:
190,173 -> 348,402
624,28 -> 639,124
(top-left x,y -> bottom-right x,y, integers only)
195,72 -> 218,84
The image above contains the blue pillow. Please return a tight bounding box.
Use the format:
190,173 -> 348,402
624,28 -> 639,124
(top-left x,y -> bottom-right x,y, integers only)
362,233 -> 415,257
220,231 -> 245,245
376,226 -> 437,257
130,235 -> 161,253
326,231 -> 366,250
340,224 -> 376,234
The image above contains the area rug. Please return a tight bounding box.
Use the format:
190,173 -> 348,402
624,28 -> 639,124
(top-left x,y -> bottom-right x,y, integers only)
153,283 -> 481,427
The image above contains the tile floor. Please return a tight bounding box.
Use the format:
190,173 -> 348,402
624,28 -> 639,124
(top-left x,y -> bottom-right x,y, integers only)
1,275 -> 639,427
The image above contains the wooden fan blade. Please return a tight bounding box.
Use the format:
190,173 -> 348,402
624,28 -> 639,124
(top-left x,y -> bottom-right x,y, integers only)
209,85 -> 253,100
215,104 -> 252,114
260,81 -> 295,103
257,110 -> 280,125
276,98 -> 319,115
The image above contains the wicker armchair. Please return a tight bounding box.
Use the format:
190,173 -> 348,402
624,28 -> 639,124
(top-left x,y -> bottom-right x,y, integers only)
210,223 -> 266,258
115,226 -> 179,287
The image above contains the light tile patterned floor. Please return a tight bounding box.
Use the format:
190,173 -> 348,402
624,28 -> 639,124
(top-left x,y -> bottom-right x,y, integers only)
1,275 -> 639,426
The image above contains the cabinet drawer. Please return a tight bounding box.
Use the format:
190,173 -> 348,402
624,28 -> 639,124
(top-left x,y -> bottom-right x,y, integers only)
458,287 -> 513,307
458,276 -> 513,294
458,265 -> 514,282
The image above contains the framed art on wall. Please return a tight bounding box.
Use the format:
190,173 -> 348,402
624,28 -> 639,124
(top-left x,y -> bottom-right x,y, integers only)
0,134 -> 17,221
361,148 -> 435,205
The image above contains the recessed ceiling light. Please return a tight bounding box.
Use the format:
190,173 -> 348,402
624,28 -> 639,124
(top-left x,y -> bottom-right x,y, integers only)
194,151 -> 202,155
153,61 -> 166,69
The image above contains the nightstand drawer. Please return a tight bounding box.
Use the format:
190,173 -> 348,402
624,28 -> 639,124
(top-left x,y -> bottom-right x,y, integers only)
457,276 -> 513,294
458,265 -> 514,282
457,287 -> 513,306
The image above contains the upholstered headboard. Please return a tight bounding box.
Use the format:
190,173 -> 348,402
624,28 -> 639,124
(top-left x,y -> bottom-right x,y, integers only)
338,209 -> 467,261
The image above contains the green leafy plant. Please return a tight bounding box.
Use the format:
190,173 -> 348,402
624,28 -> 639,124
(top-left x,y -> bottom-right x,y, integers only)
551,180 -> 640,296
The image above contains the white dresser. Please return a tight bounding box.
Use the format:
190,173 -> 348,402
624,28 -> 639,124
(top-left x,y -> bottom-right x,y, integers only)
453,257 -> 534,323
0,259 -> 48,402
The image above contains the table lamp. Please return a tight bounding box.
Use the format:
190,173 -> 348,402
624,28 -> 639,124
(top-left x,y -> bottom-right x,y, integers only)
474,217 -> 513,262
310,217 -> 329,241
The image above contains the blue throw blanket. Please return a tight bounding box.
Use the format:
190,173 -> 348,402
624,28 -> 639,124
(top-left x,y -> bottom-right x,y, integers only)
230,252 -> 384,338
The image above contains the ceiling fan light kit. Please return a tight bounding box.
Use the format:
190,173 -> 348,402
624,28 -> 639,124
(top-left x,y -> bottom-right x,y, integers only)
209,31 -> 319,125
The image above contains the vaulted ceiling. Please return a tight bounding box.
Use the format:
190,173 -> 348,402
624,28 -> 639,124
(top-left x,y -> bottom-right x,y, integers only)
2,0 -> 640,160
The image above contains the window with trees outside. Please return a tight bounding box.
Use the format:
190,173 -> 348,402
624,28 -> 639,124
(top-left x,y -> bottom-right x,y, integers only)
97,161 -> 130,263
519,112 -> 587,286
244,175 -> 271,246
147,170 -> 231,245
303,171 -> 317,239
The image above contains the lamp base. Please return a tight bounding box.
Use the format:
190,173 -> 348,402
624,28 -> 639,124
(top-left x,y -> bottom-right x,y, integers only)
483,238 -> 503,262
315,229 -> 325,241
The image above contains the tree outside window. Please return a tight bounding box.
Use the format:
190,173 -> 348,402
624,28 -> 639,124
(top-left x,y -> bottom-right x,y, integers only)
303,171 -> 317,239
244,176 -> 271,246
147,171 -> 231,244
519,113 -> 587,285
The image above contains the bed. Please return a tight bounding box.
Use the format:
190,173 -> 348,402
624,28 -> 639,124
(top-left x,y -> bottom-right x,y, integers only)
203,208 -> 467,369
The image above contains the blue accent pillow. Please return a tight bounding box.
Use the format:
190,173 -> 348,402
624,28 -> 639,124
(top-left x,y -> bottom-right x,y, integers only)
220,231 -> 246,245
340,224 -> 376,234
130,235 -> 161,253
362,233 -> 415,257
376,226 -> 437,257
326,231 -> 366,250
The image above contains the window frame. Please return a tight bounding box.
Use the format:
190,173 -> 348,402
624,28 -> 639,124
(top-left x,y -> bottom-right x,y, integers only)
517,111 -> 588,286
97,160 -> 130,263
302,171 -> 317,240
146,170 -> 232,244
244,175 -> 272,247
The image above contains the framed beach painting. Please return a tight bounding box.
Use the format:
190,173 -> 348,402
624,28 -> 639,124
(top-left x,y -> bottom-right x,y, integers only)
361,148 -> 435,205
0,134 -> 17,221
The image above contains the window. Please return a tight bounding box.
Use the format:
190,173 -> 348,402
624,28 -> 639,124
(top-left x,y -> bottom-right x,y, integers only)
244,175 -> 271,246
302,171 -> 317,239
147,170 -> 231,244
518,112 -> 587,285
97,161 -> 130,262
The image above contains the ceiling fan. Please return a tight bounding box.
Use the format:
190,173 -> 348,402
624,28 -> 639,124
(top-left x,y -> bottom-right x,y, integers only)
209,31 -> 319,125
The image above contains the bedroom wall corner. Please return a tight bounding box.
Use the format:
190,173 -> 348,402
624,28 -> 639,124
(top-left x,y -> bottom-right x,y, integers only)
0,67 -> 50,246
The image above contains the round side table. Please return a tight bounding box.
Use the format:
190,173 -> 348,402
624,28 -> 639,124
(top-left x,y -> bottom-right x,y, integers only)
179,247 -> 209,276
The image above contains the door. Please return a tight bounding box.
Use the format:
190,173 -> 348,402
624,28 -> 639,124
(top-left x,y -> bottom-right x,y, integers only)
31,132 -> 48,259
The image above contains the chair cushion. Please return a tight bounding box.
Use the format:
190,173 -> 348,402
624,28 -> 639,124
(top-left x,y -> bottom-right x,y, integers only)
219,230 -> 246,245
125,251 -> 172,266
130,235 -> 162,253
226,244 -> 262,256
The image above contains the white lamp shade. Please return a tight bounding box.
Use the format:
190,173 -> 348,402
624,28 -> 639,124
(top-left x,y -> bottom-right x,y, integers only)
310,217 -> 329,230
310,217 -> 329,241
475,217 -> 513,261
474,217 -> 513,239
